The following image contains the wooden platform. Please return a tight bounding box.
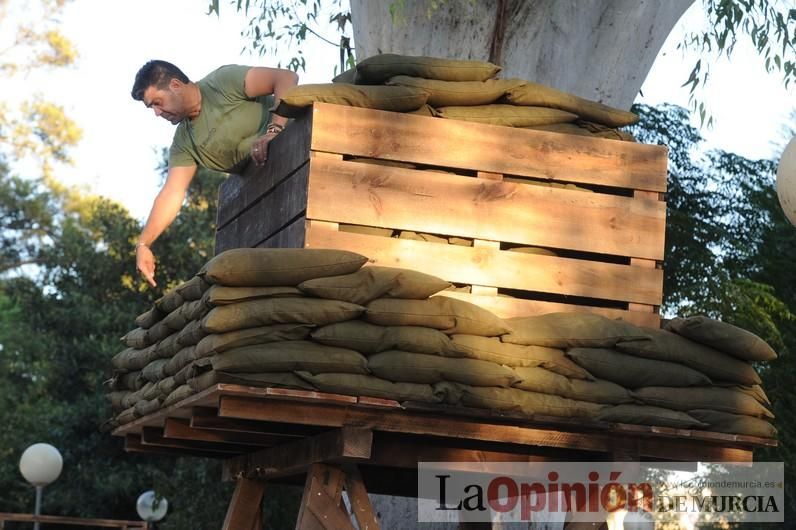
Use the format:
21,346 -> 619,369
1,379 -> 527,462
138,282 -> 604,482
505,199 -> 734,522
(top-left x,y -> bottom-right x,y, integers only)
215,103 -> 668,328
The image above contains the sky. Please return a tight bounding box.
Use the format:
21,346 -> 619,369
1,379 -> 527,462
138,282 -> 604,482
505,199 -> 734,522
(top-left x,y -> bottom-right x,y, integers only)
4,0 -> 795,221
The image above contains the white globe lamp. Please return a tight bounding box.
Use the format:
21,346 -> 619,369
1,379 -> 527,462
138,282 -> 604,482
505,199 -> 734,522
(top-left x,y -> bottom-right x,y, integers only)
19,443 -> 63,530
777,136 -> 796,226
137,490 -> 168,524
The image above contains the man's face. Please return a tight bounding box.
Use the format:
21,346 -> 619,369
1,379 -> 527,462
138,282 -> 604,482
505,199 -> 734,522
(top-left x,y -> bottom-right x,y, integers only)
142,80 -> 186,125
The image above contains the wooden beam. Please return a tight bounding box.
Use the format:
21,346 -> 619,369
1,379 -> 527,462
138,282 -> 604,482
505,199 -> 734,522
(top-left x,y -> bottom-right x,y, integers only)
190,406 -> 322,437
163,417 -> 291,447
296,464 -> 355,530
141,426 -> 247,455
342,464 -> 381,530
124,434 -> 227,459
223,427 -> 373,481
221,478 -> 266,530
0,513 -> 146,529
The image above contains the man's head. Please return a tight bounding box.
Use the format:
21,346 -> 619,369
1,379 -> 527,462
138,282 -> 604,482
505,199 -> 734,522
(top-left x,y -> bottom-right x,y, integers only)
131,60 -> 193,125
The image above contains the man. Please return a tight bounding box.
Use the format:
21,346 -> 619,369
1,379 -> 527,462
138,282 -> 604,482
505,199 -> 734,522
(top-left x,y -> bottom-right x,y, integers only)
130,60 -> 298,287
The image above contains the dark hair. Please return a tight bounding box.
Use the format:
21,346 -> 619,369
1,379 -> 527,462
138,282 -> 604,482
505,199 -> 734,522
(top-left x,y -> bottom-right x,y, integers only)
131,60 -> 190,101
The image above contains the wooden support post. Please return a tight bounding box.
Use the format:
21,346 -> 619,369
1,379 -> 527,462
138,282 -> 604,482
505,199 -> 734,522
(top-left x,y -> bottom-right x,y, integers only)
296,463 -> 355,530
342,464 -> 380,530
221,478 -> 266,530
629,190 -> 663,319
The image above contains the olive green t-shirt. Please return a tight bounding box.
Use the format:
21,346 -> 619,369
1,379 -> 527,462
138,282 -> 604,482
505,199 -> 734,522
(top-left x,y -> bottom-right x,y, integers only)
169,64 -> 273,173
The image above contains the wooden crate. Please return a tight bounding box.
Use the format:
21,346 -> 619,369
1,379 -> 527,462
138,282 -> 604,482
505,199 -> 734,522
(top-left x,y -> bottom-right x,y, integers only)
216,103 -> 668,327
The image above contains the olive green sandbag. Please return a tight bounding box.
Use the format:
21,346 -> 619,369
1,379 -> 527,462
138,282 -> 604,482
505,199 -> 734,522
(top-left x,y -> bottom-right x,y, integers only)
311,320 -> 456,355
502,312 -> 649,348
338,224 -> 395,237
512,366 -> 632,405
204,285 -> 303,306
450,335 -> 592,380
272,84 -> 430,118
141,358 -> 169,383
566,348 -> 712,388
201,298 -> 364,334
156,376 -> 178,398
398,231 -> 449,244
118,371 -> 144,391
111,346 -> 158,372
368,350 -> 520,387
688,409 -> 777,439
298,266 -> 451,305
135,305 -> 165,329
354,53 -> 502,84
164,346 -> 197,377
434,382 -> 605,419
205,341 -> 368,375
162,384 -> 195,408
142,380 -> 162,401
435,105 -> 577,127
173,363 -> 204,386
616,328 -> 761,386
121,327 -> 149,349
631,386 -> 774,419
107,391 -> 129,412
503,82 -> 639,128
146,320 -> 172,344
121,382 -> 155,409
153,333 -> 182,359
596,405 -> 707,429
332,67 -> 358,84
175,275 -> 211,301
665,316 -> 778,362
386,76 -> 525,107
407,104 -> 437,117
195,324 -> 315,359
155,288 -> 184,314
116,406 -> 138,425
182,299 -> 210,322
365,296 -> 510,336
713,384 -> 772,407
134,398 -> 162,417
296,372 -> 442,403
188,370 -> 316,393
199,248 -> 368,287
177,320 -> 208,346
163,303 -> 191,331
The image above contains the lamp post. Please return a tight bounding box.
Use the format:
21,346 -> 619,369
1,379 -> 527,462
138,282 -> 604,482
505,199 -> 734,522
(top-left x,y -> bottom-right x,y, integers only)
136,490 -> 168,530
19,443 -> 63,530
776,136 -> 796,226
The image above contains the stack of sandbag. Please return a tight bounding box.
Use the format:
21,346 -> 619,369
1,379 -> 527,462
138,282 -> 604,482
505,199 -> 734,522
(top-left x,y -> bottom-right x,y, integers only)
104,249 -> 777,440
272,53 -> 636,141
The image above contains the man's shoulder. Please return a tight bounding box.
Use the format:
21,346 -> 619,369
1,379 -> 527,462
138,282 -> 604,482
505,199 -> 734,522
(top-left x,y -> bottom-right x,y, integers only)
200,64 -> 251,86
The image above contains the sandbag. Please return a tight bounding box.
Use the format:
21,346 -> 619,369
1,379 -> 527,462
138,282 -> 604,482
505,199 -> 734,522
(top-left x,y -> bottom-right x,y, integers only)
111,346 -> 157,372
503,82 -> 639,128
273,84 -> 430,118
202,298 -> 364,334
195,324 -> 315,359
631,387 -> 774,419
107,391 -> 129,412
164,346 -> 197,377
688,409 -> 777,438
146,320 -> 172,344
596,405 -> 707,429
665,316 -> 777,362
451,335 -> 592,379
135,306 -> 165,329
512,367 -> 631,404
368,350 -> 520,387
296,372 -> 442,403
616,328 -> 761,386
503,312 -> 649,348
205,341 -> 369,375
134,398 -> 162,417
311,320 -> 456,355
175,275 -> 210,301
435,105 -> 577,127
200,248 -> 368,287
566,348 -> 712,388
435,382 -> 605,419
298,266 -> 451,305
188,370 -> 316,393
155,288 -> 184,314
141,358 -> 169,383
162,384 -> 194,408
153,333 -> 182,359
354,53 -> 501,83
365,296 -> 510,336
116,407 -> 138,425
338,223 -> 396,237
204,285 -> 303,306
121,327 -> 149,349
156,376 -> 178,398
386,76 -> 525,107
177,319 -> 208,346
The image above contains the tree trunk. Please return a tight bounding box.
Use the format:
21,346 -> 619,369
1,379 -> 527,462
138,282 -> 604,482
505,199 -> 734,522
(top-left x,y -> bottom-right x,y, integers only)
350,0 -> 694,109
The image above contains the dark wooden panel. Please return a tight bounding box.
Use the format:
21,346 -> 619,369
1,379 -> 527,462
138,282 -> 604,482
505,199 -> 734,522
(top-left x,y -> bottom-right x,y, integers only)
304,226 -> 663,305
257,215 -> 307,249
310,103 -> 668,192
217,114 -> 312,229
305,156 -> 666,260
215,163 -> 309,252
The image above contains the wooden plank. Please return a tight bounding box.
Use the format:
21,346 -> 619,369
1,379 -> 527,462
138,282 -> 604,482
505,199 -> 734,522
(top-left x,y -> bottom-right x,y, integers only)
141,426 -> 247,455
221,478 -> 266,530
0,513 -> 146,529
217,396 -> 754,462
305,156 -> 666,260
297,464 -> 353,530
190,406 -> 322,437
342,464 -> 381,530
304,228 -> 663,305
163,417 -> 291,447
310,103 -> 668,192
124,434 -> 227,459
257,215 -> 307,249
223,427 -> 373,481
471,240 -> 499,296
215,162 -> 309,252
438,291 -> 662,328
217,114 -> 312,228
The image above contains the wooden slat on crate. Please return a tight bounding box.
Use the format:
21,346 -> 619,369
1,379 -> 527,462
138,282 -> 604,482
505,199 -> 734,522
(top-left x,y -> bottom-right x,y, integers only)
305,156 -> 666,260
309,103 -> 668,192
163,417 -> 289,447
305,227 -> 663,305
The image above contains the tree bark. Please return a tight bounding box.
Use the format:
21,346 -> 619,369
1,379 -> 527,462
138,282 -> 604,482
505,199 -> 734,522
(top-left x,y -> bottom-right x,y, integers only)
350,0 -> 694,109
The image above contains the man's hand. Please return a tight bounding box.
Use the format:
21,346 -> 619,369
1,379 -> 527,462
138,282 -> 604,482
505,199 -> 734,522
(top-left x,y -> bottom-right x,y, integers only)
250,131 -> 279,165
136,245 -> 157,287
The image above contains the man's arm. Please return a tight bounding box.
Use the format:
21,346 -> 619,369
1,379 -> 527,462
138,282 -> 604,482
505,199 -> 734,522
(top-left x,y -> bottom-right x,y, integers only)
245,67 -> 299,164
136,164 -> 197,287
